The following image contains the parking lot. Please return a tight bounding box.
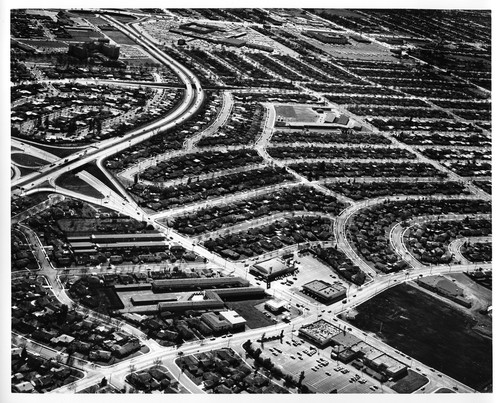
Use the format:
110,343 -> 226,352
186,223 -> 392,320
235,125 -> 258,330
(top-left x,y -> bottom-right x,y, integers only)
258,335 -> 393,393
265,253 -> 352,307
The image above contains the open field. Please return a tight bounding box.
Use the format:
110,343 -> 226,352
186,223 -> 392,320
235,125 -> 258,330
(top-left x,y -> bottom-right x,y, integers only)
391,369 -> 428,393
275,105 -> 319,123
55,171 -> 104,199
347,283 -> 492,391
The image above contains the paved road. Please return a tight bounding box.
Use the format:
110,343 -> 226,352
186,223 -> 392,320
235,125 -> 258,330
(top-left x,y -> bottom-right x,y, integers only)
389,213 -> 491,269
11,10 -> 492,396
12,17 -> 203,196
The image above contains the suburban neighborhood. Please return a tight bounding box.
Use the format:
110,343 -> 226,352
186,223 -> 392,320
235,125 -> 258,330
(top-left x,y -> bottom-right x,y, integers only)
10,6 -> 492,396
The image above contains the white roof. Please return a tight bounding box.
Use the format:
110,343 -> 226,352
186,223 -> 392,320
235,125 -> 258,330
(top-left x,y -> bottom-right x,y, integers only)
219,310 -> 246,325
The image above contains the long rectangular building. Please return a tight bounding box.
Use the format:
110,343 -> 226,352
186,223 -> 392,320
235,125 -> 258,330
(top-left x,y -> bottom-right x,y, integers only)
96,241 -> 168,251
152,276 -> 250,293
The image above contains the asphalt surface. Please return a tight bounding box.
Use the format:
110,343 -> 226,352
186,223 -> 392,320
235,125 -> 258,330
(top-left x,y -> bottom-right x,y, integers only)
11,11 -> 492,396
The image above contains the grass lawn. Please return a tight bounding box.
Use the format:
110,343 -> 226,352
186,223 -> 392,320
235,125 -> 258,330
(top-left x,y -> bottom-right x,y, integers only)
435,388 -> 455,393
390,369 -> 428,393
12,152 -> 49,167
275,105 -> 318,123
104,30 -> 139,46
22,142 -> 87,158
82,162 -> 123,196
226,297 -> 275,329
55,171 -> 104,199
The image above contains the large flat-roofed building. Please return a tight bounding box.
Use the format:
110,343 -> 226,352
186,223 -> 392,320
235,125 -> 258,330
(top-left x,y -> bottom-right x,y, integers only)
370,353 -> 408,380
299,319 -> 341,347
152,276 -> 250,293
69,232 -> 167,254
130,293 -> 178,306
302,280 -> 346,304
211,286 -> 266,299
219,310 -> 246,332
250,257 -> 296,281
201,312 -> 232,333
114,283 -> 152,292
330,330 -> 361,348
91,232 -> 166,243
69,241 -> 95,250
96,241 -> 168,252
350,341 -> 408,380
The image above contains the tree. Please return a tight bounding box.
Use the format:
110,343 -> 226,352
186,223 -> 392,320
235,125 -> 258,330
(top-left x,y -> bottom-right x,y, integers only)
99,377 -> 108,387
242,339 -> 252,351
298,371 -> 305,386
21,346 -> 28,361
57,304 -> 69,324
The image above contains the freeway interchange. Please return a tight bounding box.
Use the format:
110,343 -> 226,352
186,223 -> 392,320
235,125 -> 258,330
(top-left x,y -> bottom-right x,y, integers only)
11,11 -> 492,396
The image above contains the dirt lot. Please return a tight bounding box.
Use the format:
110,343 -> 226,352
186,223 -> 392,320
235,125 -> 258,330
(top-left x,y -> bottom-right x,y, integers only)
347,283 -> 492,391
275,105 -> 319,123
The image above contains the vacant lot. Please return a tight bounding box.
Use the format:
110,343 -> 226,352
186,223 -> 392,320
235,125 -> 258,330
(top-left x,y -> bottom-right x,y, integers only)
347,283 -> 492,391
391,369 -> 428,393
226,297 -> 275,329
275,105 -> 318,123
55,171 -> 104,199
104,29 -> 139,46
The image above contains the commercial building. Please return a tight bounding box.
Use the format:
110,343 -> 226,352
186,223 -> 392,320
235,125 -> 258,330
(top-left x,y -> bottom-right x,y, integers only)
265,299 -> 288,313
299,319 -> 341,347
201,312 -> 232,333
250,257 -> 296,281
302,280 -> 346,304
370,353 -> 408,380
200,310 -> 247,334
349,341 -> 408,380
219,310 -> 247,332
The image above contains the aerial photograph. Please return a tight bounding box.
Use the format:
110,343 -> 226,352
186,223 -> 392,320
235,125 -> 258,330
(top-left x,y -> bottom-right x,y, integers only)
9,4 -> 493,397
